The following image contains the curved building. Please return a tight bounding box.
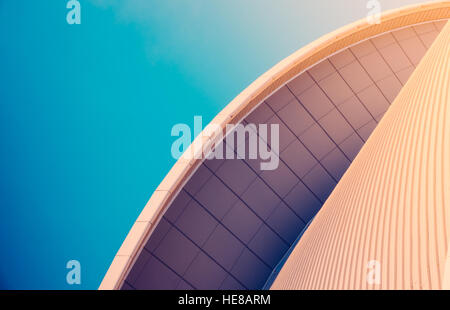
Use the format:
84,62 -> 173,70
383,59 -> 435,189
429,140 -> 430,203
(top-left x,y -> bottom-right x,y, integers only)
272,11 -> 450,290
100,1 -> 450,290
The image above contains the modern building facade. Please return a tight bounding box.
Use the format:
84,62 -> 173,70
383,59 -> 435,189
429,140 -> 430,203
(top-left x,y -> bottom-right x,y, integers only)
100,2 -> 450,290
272,12 -> 450,290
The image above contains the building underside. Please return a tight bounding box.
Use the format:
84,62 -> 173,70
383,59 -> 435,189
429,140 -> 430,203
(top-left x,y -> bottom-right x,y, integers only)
100,2 -> 450,290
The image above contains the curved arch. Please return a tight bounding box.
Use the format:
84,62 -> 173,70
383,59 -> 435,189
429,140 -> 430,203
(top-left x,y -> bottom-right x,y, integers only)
100,1 -> 450,290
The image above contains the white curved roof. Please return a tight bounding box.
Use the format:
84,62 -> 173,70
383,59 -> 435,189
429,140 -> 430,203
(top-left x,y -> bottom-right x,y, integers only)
100,1 -> 450,290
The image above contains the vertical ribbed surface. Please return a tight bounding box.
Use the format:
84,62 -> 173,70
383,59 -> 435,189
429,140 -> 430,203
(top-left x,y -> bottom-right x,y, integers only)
272,21 -> 449,290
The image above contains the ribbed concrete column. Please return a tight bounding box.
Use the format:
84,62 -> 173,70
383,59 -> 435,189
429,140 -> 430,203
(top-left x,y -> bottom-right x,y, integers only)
272,21 -> 449,290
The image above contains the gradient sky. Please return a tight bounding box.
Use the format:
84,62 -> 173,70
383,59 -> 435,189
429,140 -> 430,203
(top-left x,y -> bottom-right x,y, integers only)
0,0 -> 433,289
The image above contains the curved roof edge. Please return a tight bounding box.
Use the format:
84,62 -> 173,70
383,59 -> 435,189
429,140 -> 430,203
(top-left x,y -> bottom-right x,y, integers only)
99,1 -> 450,290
